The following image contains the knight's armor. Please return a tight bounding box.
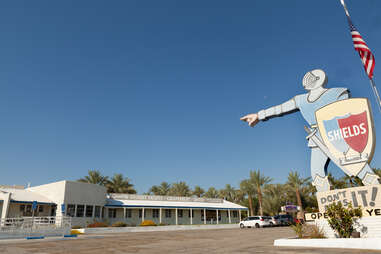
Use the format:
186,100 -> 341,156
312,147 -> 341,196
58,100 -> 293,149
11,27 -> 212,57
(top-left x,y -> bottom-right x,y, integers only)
256,69 -> 379,191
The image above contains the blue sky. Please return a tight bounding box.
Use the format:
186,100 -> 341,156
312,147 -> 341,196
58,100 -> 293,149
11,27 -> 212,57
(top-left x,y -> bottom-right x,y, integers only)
0,0 -> 380,193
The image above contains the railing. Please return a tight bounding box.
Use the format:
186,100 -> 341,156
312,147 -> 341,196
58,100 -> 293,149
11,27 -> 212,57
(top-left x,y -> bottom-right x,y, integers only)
0,216 -> 71,238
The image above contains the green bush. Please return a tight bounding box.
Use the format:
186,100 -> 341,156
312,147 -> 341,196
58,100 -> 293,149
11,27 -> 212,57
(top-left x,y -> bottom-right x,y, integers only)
71,225 -> 82,229
140,220 -> 157,226
111,221 -> 128,227
326,202 -> 362,238
291,222 -> 303,238
87,221 -> 109,228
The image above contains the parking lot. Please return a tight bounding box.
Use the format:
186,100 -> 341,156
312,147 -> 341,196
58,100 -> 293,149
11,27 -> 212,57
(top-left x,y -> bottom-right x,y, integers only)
1,227 -> 381,254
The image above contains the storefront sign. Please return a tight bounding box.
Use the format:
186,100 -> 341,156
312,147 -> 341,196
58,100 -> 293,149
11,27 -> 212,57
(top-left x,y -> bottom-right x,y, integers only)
317,184 -> 380,212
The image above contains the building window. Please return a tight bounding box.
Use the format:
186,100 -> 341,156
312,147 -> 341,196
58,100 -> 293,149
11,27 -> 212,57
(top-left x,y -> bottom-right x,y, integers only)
94,206 -> 101,218
20,205 -> 25,212
102,207 -> 105,218
38,205 -> 44,213
138,209 -> 146,218
152,209 -> 159,218
188,210 -> 193,218
85,205 -> 93,217
76,205 -> 85,217
67,204 -> 75,217
178,209 -> 183,218
233,211 -> 238,217
126,209 -> 132,218
108,208 -> 116,218
25,205 -> 32,216
165,209 -> 171,218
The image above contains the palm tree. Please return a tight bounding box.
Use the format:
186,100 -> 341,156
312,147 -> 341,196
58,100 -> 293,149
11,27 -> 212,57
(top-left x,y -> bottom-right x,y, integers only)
232,189 -> 245,204
204,187 -> 219,198
300,182 -> 318,212
249,170 -> 272,216
286,171 -> 310,218
168,181 -> 191,196
192,185 -> 205,197
148,185 -> 161,195
149,182 -> 171,195
327,173 -> 348,189
240,179 -> 255,216
219,184 -> 236,201
263,184 -> 285,215
373,168 -> 381,178
106,173 -> 136,194
78,170 -> 108,185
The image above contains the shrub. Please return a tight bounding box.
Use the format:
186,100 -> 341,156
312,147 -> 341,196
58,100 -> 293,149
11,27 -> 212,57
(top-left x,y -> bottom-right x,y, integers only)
111,221 -> 128,227
303,224 -> 325,239
87,221 -> 109,228
291,223 -> 325,239
71,225 -> 82,229
140,220 -> 157,226
291,222 -> 303,238
326,202 -> 362,238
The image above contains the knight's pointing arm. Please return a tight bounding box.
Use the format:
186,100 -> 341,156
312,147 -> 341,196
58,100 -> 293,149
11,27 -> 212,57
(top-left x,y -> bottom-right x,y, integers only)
257,98 -> 299,121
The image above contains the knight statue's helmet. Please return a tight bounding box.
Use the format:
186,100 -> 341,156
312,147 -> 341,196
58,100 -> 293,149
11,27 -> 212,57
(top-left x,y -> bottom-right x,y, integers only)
302,69 -> 328,90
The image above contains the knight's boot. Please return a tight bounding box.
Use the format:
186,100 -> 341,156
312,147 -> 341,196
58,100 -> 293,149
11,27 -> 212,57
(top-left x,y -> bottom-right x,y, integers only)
312,175 -> 330,192
358,164 -> 380,185
361,172 -> 380,185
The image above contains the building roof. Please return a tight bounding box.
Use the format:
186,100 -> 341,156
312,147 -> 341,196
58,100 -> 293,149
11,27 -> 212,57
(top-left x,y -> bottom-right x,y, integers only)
106,195 -> 247,210
0,188 -> 54,204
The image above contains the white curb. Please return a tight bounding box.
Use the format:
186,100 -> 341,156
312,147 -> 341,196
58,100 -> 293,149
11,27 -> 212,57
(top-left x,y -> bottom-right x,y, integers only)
274,238 -> 381,250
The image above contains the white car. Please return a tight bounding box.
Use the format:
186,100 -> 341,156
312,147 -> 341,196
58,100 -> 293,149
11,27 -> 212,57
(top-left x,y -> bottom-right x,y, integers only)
239,216 -> 271,228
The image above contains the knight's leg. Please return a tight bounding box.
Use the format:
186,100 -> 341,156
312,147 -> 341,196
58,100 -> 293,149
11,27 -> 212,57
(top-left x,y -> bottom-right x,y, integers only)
357,164 -> 380,185
311,147 -> 331,192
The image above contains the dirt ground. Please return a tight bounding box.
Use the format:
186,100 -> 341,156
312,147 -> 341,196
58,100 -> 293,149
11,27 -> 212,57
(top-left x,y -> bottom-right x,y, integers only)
1,227 -> 381,254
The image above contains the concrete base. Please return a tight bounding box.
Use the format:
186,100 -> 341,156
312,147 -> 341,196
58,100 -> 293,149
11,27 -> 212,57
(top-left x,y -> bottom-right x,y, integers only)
311,217 -> 381,238
78,224 -> 238,234
274,238 -> 381,250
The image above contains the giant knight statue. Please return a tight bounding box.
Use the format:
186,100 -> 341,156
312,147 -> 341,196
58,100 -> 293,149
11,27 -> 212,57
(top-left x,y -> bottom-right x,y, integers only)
241,69 -> 380,192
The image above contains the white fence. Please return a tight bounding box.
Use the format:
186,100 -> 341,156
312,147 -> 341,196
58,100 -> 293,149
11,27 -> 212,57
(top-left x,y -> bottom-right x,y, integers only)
0,216 -> 71,239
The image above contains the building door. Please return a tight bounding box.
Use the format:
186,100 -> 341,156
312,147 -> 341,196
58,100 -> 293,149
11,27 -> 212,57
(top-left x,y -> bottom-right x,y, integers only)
50,204 -> 57,216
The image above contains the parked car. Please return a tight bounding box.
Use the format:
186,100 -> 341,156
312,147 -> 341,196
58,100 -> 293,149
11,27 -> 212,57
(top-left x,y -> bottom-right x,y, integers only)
239,216 -> 271,228
277,214 -> 293,225
269,216 -> 281,226
293,218 -> 304,224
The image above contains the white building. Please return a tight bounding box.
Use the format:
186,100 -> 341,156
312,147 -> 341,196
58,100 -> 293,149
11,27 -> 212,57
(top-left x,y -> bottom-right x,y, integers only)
0,180 -> 247,227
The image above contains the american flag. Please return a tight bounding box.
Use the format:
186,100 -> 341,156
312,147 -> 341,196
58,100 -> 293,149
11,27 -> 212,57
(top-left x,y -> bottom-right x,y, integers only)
343,5 -> 375,79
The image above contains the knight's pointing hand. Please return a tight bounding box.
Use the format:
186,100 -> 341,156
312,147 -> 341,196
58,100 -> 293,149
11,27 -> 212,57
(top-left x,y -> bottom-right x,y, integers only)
240,113 -> 259,127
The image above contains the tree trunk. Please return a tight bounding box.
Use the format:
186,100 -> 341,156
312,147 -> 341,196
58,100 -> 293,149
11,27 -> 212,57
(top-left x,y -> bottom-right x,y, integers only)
258,187 -> 263,216
296,188 -> 304,219
248,194 -> 254,216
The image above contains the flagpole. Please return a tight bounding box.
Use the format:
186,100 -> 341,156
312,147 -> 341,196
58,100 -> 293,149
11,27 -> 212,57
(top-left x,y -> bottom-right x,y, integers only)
370,78 -> 381,113
340,0 -> 381,114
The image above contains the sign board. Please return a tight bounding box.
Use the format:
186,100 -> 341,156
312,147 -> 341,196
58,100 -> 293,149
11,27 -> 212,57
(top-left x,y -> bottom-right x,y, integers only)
317,184 -> 380,213
32,201 -> 37,211
305,208 -> 381,221
281,205 -> 299,213
61,204 -> 66,214
109,194 -> 223,203
315,98 -> 375,176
